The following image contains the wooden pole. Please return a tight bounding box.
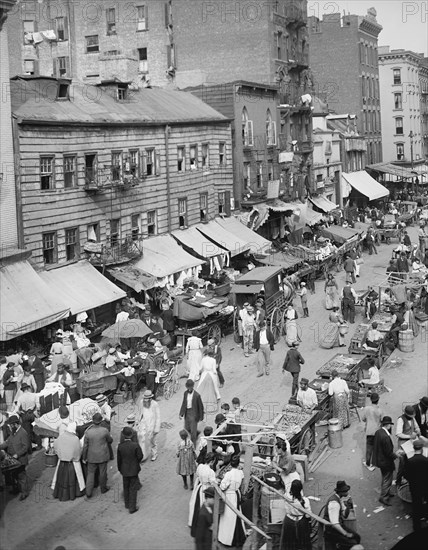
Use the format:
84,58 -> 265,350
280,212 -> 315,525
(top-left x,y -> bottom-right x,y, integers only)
250,481 -> 261,550
212,487 -> 220,550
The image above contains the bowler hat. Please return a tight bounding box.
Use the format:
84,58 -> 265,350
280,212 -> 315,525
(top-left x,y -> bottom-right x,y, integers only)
420,396 -> 428,407
92,413 -> 103,424
413,439 -> 424,450
6,415 -> 20,425
122,427 -> 134,439
185,379 -> 194,388
215,413 -> 226,425
381,415 -> 394,426
300,378 -> 309,384
404,405 -> 416,417
335,480 -> 350,493
204,486 -> 215,498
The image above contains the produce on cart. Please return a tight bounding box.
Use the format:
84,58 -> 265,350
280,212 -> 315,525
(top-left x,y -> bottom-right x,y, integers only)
316,353 -> 365,382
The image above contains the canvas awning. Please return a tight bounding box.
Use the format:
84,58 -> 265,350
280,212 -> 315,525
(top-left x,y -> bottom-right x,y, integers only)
292,202 -> 323,227
342,171 -> 389,201
256,252 -> 302,270
196,220 -> 249,257
366,163 -> 414,179
0,260 -> 70,341
134,235 -> 205,278
215,217 -> 271,254
309,196 -> 339,213
108,266 -> 160,292
172,225 -> 227,258
248,201 -> 298,230
39,260 -> 126,315
320,225 -> 359,245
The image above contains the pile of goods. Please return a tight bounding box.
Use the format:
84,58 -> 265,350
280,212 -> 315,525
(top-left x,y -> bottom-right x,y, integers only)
319,355 -> 360,377
276,405 -> 313,438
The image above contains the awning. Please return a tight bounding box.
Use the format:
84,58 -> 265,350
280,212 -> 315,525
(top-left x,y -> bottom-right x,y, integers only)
134,235 -> 205,278
342,171 -> 389,201
0,260 -> 70,341
230,283 -> 263,294
366,163 -> 415,179
172,225 -> 227,258
215,217 -> 271,254
256,252 -> 302,270
196,220 -> 249,257
108,266 -> 160,292
39,260 -> 126,315
292,202 -> 323,227
309,196 -> 339,213
248,200 -> 298,230
320,225 -> 359,245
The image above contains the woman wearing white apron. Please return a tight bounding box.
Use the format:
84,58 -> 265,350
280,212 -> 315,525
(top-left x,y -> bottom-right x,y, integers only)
185,331 -> 203,381
217,455 -> 246,547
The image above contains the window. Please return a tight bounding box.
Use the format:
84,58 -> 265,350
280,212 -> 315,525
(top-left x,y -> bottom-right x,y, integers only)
147,210 -> 157,235
393,69 -> 401,85
63,155 -> 77,188
218,191 -> 231,215
394,92 -> 402,109
145,149 -> 155,176
106,8 -> 116,35
23,20 -> 35,34
138,48 -> 148,72
178,198 -> 187,228
316,174 -> 323,183
396,143 -> 404,161
87,223 -> 99,241
65,228 -> 79,261
266,109 -> 276,146
189,145 -> 198,170
276,31 -> 282,59
85,154 -> 97,185
24,60 -> 35,75
268,160 -> 273,181
111,152 -> 122,180
40,156 -> 54,190
131,214 -> 140,241
57,82 -> 70,99
243,162 -> 251,187
395,117 -> 403,135
110,219 -> 120,247
137,5 -> 148,31
177,146 -> 185,171
256,162 -> 263,187
201,144 -> 209,168
55,56 -> 69,77
55,17 -> 68,41
200,193 -> 208,222
242,108 -> 253,146
127,150 -> 139,177
361,76 -> 365,97
42,232 -> 57,265
117,84 -> 127,101
219,142 -> 226,166
86,35 -> 99,53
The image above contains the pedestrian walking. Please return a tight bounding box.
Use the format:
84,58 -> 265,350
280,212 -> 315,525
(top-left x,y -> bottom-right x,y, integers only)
0,415 -> 30,500
349,247 -> 361,278
366,230 -> 377,255
297,282 -> 309,317
186,330 -> 204,382
343,255 -> 356,284
328,370 -> 350,429
179,379 -> 204,446
372,416 -> 397,506
279,479 -> 312,550
282,342 -> 305,397
242,305 -> 257,357
403,439 -> 428,531
136,390 -> 160,462
322,481 -> 362,549
254,320 -> 274,377
51,422 -> 85,501
341,282 -> 357,324
82,412 -> 113,499
207,338 -> 224,388
194,486 -> 215,550
117,427 -> 144,514
284,304 -> 300,347
188,452 -> 216,536
176,429 -> 197,490
361,392 -> 383,471
324,273 -> 340,310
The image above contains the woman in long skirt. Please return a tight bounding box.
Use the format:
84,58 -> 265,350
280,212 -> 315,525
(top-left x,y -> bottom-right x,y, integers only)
324,274 -> 340,310
328,370 -> 350,428
197,350 -> 221,411
185,331 -> 203,382
49,337 -> 64,377
218,455 -> 246,548
52,421 -> 85,501
280,480 -> 312,550
188,452 -> 216,537
319,308 -> 347,349
285,305 -> 300,347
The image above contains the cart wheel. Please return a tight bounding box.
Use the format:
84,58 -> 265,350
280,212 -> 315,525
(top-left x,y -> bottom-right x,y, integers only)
163,380 -> 173,400
298,427 -> 315,455
233,309 -> 241,343
269,307 -> 283,344
207,323 -> 222,344
173,375 -> 180,393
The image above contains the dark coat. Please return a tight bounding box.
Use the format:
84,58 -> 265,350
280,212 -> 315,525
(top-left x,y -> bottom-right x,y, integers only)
403,454 -> 428,496
344,258 -> 355,273
160,309 -> 176,332
372,427 -> 396,471
195,503 -> 213,550
119,427 -> 138,444
117,439 -> 144,477
82,424 -> 113,463
179,390 -> 204,422
0,426 -> 30,465
254,329 -> 275,351
282,349 -> 305,374
413,403 -> 428,438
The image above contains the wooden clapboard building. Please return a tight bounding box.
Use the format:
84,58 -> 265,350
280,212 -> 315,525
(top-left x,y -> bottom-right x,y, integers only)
10,76 -> 233,270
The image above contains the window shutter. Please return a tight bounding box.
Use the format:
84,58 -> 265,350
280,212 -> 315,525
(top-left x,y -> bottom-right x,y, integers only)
64,16 -> 69,40
164,2 -> 169,26
247,120 -> 254,146
145,5 -> 149,30
225,191 -> 231,216
155,149 -> 160,176
34,60 -> 39,76
166,45 -> 171,67
65,56 -> 70,77
141,150 -> 147,175
52,59 -> 57,77
271,122 -> 277,145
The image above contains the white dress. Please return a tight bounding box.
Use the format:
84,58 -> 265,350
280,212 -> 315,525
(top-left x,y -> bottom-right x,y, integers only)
186,336 -> 203,381
218,468 -> 246,547
188,463 -> 216,528
197,356 -> 221,408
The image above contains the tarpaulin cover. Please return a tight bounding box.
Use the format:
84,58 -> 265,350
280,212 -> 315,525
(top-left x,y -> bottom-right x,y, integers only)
256,252 -> 302,271
172,294 -> 228,321
309,196 -> 339,213
366,163 -> 415,179
292,202 -> 323,227
320,225 -> 359,245
230,283 -> 263,294
108,266 -> 160,292
172,225 -> 227,258
215,216 -> 271,254
196,220 -> 249,257
39,260 -> 126,315
342,171 -> 389,201
0,260 -> 70,341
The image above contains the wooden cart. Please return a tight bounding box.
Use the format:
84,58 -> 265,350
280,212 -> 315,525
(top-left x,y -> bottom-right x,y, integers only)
316,353 -> 367,383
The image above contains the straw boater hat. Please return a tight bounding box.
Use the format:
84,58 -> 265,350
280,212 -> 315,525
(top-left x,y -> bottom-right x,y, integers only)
96,394 -> 107,404
108,348 -> 116,354
126,414 -> 136,424
143,390 -> 154,399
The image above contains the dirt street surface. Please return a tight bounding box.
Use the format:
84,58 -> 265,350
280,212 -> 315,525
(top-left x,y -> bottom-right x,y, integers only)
1,226 -> 427,550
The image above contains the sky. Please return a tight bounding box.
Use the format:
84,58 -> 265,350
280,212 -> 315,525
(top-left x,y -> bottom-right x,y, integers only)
308,0 -> 428,56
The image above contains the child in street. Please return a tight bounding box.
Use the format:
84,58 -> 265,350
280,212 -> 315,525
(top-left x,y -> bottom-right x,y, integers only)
196,425 -> 213,464
176,429 -> 197,490
297,282 -> 309,317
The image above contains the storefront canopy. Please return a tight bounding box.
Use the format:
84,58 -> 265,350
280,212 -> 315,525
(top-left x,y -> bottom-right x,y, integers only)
256,251 -> 302,271
320,225 -> 359,245
342,171 -> 389,201
196,220 -> 250,257
0,260 -> 70,341
366,163 -> 415,179
248,200 -> 298,230
134,235 -> 205,278
215,217 -> 271,254
292,202 -> 324,227
309,196 -> 339,213
172,225 -> 227,258
108,266 -> 160,292
39,260 -> 126,315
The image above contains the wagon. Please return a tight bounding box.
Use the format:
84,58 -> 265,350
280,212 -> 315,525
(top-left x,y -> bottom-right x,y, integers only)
316,353 -> 367,383
230,266 -> 295,343
377,227 -> 402,244
398,201 -> 417,225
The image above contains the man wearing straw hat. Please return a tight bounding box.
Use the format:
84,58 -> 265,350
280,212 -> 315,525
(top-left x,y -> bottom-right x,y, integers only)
136,390 -> 160,462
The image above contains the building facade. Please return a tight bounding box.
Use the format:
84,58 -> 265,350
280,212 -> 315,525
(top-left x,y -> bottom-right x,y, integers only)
378,46 -> 428,167
308,9 -> 383,164
11,77 -> 233,270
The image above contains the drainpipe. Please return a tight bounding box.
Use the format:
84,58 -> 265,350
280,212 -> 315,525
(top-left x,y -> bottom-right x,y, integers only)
165,124 -> 171,232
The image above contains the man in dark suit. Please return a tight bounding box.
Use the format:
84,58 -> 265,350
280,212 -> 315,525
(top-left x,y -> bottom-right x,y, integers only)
194,486 -> 215,550
179,379 -> 204,446
282,342 -> 305,397
0,415 -> 30,500
254,320 -> 275,377
413,397 -> 428,438
372,416 -> 397,506
403,439 -> 428,531
117,427 -> 144,514
83,412 -> 113,498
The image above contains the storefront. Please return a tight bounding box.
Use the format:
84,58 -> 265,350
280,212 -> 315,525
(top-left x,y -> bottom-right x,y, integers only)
342,171 -> 389,208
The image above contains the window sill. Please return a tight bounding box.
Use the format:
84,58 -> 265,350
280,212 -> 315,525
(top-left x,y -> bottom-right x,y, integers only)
86,51 -> 100,55
136,29 -> 148,33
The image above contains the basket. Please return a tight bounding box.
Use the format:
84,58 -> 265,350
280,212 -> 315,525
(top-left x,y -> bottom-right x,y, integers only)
397,482 -> 412,503
114,392 -> 126,404
351,387 -> 368,407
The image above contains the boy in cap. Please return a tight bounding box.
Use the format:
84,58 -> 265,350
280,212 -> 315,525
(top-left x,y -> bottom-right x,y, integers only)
96,394 -> 112,424
297,282 -> 309,317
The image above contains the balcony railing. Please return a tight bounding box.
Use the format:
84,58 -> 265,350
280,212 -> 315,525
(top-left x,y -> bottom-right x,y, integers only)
84,234 -> 142,266
84,166 -> 145,192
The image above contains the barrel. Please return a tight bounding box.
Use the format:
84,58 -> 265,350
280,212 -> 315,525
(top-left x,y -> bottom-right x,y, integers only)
328,418 -> 343,449
399,329 -> 414,352
45,452 -> 58,468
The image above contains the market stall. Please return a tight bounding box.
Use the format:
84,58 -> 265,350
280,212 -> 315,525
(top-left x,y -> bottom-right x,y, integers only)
316,353 -> 367,383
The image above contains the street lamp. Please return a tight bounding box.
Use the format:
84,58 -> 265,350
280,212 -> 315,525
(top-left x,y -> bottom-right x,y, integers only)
409,130 -> 415,194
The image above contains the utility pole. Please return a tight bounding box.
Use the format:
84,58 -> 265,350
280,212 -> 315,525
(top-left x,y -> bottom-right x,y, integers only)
409,130 -> 415,194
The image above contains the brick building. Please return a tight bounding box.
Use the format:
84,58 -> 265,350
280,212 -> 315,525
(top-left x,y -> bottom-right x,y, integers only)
308,8 -> 383,165
378,46 -> 428,171
10,77 -> 233,270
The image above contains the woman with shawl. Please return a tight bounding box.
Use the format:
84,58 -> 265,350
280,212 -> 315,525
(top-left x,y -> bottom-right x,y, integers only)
324,274 -> 340,310
320,307 -> 347,349
52,421 -> 85,501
